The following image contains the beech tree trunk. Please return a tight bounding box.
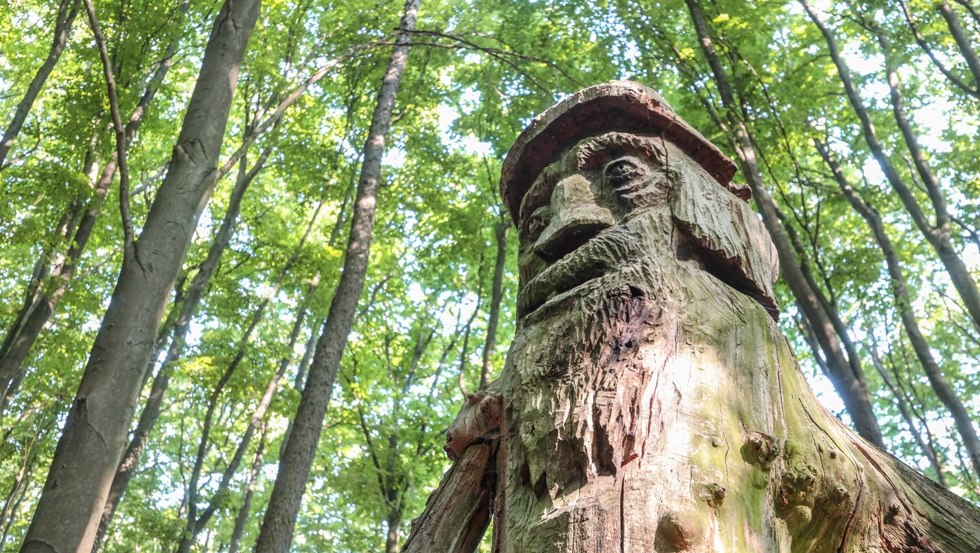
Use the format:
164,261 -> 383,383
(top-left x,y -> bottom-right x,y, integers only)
19,2 -> 261,550
402,81 -> 980,553
0,14 -> 183,413
253,1 -> 420,551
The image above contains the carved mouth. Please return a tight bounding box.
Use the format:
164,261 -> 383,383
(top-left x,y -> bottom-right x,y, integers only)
518,258 -> 607,319
518,231 -> 632,319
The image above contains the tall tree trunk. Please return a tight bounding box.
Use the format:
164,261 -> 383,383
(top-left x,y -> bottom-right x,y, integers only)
897,0 -> 979,98
815,139 -> 980,478
94,123 -> 275,551
938,0 -> 980,88
253,2 -> 419,550
0,7 -> 184,413
385,508 -> 403,553
0,0 -> 79,169
684,0 -> 885,447
801,0 -> 980,332
20,2 -> 261,550
480,219 -> 507,389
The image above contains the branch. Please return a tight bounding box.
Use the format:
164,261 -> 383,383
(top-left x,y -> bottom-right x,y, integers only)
83,0 -> 133,249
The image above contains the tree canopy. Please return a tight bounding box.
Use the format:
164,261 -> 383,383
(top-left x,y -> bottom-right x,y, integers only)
0,0 -> 977,550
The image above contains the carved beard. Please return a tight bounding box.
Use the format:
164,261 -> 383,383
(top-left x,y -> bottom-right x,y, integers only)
507,275 -> 666,501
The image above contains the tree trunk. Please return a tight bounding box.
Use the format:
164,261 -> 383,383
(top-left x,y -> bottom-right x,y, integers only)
801,0 -> 980,332
385,508 -> 403,553
815,138 -> 980,478
0,0 -> 79,169
867,346 -> 947,486
94,122 -> 275,551
402,81 -> 980,553
20,2 -> 261,551
480,219 -> 507,389
253,1 -> 419,551
684,0 -> 884,447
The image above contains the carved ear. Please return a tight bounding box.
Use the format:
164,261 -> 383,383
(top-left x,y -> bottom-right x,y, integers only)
670,163 -> 780,319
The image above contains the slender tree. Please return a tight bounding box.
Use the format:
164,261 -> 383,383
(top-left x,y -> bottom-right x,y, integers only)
254,1 -> 420,550
0,0 -> 80,170
20,1 -> 262,550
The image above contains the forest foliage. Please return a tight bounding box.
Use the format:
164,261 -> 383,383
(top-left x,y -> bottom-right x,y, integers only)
0,0 -> 977,550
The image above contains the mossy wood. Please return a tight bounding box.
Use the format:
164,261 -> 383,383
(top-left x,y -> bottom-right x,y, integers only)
402,82 -> 980,552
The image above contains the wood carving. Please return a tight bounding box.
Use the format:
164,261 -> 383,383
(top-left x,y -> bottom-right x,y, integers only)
403,81 -> 980,552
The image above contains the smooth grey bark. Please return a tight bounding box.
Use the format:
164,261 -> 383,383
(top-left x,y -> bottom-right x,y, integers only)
815,138 -> 980,478
20,1 -> 262,550
0,16 -> 183,415
479,219 -> 507,389
0,0 -> 79,170
938,0 -> 980,89
253,1 -> 419,550
94,124 -> 275,551
684,0 -> 885,447
801,0 -> 980,333
174,200 -> 324,553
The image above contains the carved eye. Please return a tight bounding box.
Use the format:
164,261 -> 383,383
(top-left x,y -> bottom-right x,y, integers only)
603,157 -> 648,189
525,208 -> 549,242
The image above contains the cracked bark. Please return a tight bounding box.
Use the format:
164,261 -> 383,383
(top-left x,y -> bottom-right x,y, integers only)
20,1 -> 262,551
402,81 -> 980,553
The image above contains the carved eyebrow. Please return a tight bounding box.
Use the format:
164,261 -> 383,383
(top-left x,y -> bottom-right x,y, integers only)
574,133 -> 666,170
519,163 -> 559,227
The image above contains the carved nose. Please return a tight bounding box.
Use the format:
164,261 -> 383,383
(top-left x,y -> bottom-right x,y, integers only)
534,175 -> 615,260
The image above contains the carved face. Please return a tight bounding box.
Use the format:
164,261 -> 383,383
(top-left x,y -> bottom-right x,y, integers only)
516,132 -> 674,322
515,131 -> 780,325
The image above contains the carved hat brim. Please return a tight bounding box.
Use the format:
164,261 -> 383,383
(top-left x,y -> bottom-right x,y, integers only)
499,81 -> 742,225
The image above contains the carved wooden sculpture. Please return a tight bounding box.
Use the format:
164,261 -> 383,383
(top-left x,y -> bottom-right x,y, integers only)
402,82 -> 980,552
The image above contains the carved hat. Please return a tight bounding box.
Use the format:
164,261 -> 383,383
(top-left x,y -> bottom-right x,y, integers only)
500,81 -> 744,224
